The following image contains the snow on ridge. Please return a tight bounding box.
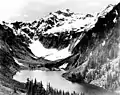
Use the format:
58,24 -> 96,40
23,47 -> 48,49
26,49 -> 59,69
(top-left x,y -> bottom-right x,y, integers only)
43,15 -> 97,35
97,4 -> 114,17
1,7 -> 116,61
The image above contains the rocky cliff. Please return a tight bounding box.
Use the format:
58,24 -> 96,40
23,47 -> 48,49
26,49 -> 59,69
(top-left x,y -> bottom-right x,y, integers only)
62,3 -> 120,90
0,2 -> 120,92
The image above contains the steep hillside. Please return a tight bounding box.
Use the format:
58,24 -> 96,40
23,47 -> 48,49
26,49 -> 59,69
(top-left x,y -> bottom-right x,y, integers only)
0,2 -> 120,94
0,24 -> 20,77
3,9 -> 96,61
62,3 -> 120,91
0,24 -> 25,95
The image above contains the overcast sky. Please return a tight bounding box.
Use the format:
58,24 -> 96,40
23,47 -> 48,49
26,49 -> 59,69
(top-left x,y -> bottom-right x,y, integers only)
0,0 -> 119,22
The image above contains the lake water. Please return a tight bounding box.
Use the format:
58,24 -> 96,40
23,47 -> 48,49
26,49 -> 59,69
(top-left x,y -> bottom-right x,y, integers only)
13,70 -> 117,95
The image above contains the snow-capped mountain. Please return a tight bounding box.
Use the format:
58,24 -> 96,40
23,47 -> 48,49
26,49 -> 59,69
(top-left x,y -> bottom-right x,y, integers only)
1,9 -> 98,61
0,2 -> 120,92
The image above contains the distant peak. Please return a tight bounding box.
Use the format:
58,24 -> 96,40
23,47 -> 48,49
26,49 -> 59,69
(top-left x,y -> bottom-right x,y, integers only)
55,9 -> 74,17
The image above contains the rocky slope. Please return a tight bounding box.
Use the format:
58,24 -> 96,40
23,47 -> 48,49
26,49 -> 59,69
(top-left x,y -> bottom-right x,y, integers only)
62,3 -> 120,91
0,2 -> 120,94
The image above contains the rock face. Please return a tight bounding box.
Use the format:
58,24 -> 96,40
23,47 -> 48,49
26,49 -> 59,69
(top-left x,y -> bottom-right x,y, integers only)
0,2 -> 120,91
62,3 -> 120,90
0,25 -> 20,78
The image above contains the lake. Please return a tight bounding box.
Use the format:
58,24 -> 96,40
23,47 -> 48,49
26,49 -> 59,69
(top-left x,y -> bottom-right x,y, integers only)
13,70 -> 117,95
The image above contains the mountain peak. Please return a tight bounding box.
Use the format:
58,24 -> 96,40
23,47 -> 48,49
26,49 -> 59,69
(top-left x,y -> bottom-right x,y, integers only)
1,2 -> 120,95
0,2 -> 119,61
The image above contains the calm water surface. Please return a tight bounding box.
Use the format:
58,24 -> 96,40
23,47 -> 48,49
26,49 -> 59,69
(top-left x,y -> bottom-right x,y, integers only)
13,70 -> 117,95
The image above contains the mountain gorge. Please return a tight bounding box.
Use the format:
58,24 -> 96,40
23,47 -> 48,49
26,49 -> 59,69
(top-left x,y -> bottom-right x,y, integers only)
0,2 -> 120,95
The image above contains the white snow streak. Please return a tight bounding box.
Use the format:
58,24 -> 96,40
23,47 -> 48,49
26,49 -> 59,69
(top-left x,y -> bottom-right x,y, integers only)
13,57 -> 24,66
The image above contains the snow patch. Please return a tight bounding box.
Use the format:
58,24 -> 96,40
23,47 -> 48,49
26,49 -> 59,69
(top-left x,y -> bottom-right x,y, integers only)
29,40 -> 71,61
59,63 -> 68,69
45,45 -> 71,61
13,57 -> 24,66
102,41 -> 105,46
90,52 -> 92,56
29,40 -> 57,57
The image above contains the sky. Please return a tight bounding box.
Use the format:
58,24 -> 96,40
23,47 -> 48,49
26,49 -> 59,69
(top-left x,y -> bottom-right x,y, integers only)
0,0 -> 119,22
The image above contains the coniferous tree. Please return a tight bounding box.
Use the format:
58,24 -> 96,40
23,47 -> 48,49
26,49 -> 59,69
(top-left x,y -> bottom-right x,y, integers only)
27,80 -> 32,95
25,79 -> 84,95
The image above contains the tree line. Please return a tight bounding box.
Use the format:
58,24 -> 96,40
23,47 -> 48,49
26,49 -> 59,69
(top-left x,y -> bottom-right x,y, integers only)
25,78 -> 85,95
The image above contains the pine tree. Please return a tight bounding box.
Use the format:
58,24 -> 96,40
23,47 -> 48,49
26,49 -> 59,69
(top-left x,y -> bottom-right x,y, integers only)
25,79 -> 83,95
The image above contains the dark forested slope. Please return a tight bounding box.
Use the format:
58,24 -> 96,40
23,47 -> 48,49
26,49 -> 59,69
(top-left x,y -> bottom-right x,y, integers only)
0,2 -> 120,94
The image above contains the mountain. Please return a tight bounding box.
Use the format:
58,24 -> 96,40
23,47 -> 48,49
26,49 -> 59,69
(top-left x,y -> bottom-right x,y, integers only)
0,2 -> 120,95
3,9 -> 96,60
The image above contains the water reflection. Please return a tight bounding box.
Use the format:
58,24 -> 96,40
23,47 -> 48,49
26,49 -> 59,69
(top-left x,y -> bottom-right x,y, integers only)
13,70 -> 117,95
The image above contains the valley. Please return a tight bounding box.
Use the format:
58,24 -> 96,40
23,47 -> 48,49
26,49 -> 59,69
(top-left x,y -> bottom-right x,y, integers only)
0,2 -> 120,95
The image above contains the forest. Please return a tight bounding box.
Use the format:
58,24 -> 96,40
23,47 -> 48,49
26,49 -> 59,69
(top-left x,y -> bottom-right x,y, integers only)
25,79 -> 85,95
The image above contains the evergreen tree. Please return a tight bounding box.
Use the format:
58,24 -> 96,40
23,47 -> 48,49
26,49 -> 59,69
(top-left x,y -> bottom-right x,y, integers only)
25,79 -> 84,95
